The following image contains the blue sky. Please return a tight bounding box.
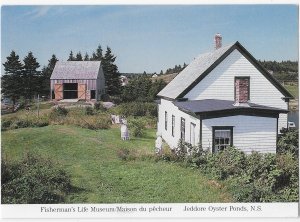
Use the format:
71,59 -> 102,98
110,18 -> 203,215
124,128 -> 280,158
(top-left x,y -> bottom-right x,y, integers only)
1,5 -> 298,74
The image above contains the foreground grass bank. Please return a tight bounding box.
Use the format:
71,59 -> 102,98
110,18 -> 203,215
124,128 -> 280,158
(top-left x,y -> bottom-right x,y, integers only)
2,125 -> 232,203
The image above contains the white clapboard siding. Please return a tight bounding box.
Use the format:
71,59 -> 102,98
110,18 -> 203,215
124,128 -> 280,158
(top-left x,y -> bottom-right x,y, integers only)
185,49 -> 288,132
202,115 -> 277,154
158,99 -> 200,149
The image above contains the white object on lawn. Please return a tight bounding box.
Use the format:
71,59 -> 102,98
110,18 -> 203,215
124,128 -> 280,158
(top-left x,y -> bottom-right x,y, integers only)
155,134 -> 163,154
121,122 -> 129,140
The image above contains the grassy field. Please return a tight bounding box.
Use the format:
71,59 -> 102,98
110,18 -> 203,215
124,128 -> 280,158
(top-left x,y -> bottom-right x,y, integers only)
284,84 -> 298,99
2,125 -> 232,203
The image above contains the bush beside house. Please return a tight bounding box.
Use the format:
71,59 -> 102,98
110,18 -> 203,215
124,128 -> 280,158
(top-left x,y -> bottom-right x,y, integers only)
154,132 -> 299,203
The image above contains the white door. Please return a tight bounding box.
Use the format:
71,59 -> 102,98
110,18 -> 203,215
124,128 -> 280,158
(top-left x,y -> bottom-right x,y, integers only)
190,123 -> 196,146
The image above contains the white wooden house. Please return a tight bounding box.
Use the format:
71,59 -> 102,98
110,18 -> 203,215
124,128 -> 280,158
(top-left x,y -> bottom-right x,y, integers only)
157,41 -> 293,154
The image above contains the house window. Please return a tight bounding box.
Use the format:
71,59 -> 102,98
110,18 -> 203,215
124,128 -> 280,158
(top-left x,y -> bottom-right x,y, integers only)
190,123 -> 196,146
165,111 -> 168,131
212,126 -> 233,153
172,115 -> 175,137
180,117 -> 185,141
234,77 -> 250,103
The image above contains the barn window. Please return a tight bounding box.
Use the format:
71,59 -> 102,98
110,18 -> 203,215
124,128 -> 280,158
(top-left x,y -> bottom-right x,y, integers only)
212,126 -> 233,153
165,111 -> 168,131
171,115 -> 175,137
91,90 -> 96,99
180,117 -> 185,141
234,77 -> 250,103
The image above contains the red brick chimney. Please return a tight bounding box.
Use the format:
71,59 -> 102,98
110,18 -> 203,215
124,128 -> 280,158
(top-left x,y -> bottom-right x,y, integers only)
234,77 -> 250,106
214,33 -> 222,50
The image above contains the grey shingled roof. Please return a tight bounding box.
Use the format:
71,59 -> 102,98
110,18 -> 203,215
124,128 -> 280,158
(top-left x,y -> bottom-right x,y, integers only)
50,61 -> 101,79
173,99 -> 289,114
157,43 -> 235,99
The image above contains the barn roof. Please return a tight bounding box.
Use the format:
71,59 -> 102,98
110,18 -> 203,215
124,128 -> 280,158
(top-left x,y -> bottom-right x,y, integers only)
157,41 -> 293,99
50,61 -> 101,80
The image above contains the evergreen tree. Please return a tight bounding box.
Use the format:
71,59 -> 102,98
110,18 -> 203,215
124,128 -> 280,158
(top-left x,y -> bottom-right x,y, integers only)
75,52 -> 83,61
160,70 -> 163,75
2,51 -> 23,105
95,45 -> 103,61
67,51 -> 75,61
22,52 -> 40,99
39,54 -> 58,97
84,52 -> 89,61
102,47 -> 121,95
90,45 -> 103,61
90,52 -> 97,61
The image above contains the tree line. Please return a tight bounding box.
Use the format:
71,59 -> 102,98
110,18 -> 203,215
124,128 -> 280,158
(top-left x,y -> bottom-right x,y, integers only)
120,74 -> 166,102
258,60 -> 298,82
164,63 -> 187,75
2,51 -> 52,106
2,45 -> 121,105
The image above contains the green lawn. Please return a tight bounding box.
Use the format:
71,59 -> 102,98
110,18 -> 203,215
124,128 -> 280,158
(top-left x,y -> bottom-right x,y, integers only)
284,84 -> 298,98
1,125 -> 232,203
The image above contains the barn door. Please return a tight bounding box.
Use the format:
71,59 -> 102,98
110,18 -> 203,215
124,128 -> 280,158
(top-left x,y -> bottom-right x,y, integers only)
78,83 -> 86,100
54,83 -> 63,100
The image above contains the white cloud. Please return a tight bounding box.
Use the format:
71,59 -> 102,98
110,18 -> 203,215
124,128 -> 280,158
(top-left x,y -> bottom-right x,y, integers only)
23,6 -> 54,19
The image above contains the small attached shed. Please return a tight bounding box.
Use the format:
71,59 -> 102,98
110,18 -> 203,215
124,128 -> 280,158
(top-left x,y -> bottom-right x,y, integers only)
50,61 -> 105,101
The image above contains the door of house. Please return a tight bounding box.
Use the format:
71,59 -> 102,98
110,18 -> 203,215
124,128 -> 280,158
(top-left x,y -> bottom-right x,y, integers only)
54,83 -> 63,100
190,123 -> 196,146
78,83 -> 86,100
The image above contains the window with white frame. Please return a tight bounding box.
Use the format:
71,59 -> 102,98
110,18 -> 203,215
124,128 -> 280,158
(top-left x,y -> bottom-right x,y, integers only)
165,111 -> 168,131
172,115 -> 175,137
212,126 -> 233,153
180,117 -> 185,141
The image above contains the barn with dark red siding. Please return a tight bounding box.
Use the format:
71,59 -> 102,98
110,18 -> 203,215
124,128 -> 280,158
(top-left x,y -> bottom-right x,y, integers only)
50,61 -> 105,101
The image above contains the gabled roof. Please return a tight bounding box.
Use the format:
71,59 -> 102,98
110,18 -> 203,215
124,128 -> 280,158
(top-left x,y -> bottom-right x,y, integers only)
50,61 -> 101,80
157,41 -> 293,99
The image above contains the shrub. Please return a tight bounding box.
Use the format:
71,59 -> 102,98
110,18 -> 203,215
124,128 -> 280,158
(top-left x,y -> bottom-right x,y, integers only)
2,114 -> 49,130
65,114 -> 111,130
277,129 -> 298,157
112,102 -> 157,117
156,147 -> 178,162
185,144 -> 210,168
94,102 -> 106,112
228,151 -> 299,202
1,153 -> 71,204
10,119 -> 29,129
84,106 -> 94,115
204,147 -> 246,180
127,117 -> 146,137
174,139 -> 188,160
117,148 -> 136,161
49,106 -> 68,120
1,118 -> 14,130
